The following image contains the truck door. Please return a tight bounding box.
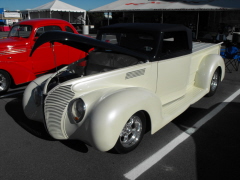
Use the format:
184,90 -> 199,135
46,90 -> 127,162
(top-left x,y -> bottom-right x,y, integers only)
156,31 -> 191,104
30,25 -> 68,76
156,55 -> 191,105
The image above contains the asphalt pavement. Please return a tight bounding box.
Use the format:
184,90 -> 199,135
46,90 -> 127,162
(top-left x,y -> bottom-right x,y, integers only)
0,65 -> 240,180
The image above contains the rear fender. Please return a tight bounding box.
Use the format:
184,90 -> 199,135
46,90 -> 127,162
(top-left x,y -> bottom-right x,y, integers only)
86,87 -> 163,152
195,54 -> 225,91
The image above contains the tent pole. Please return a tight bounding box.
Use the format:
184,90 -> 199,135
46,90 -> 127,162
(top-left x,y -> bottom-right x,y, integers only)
69,11 -> 70,23
161,11 -> 163,23
108,12 -> 110,25
28,11 -> 30,19
196,11 -> 199,40
83,11 -> 86,25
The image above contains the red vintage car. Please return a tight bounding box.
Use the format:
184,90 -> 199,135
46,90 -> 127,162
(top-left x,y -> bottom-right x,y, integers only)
0,18 -> 87,93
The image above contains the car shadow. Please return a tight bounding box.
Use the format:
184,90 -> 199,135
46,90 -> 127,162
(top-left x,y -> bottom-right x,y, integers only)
172,101 -> 240,179
60,140 -> 88,153
5,95 -> 53,140
5,95 -> 89,153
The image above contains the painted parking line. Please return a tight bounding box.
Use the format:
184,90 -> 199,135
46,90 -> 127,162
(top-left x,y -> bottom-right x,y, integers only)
124,89 -> 240,180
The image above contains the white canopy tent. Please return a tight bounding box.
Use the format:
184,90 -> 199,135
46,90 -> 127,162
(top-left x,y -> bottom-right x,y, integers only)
90,0 -> 240,12
90,0 -> 240,39
25,0 -> 86,24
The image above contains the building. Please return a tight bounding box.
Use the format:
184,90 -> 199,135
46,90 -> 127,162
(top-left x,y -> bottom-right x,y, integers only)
0,8 -> 22,31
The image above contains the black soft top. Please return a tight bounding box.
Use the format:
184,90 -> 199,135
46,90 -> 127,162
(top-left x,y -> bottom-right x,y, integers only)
98,23 -> 192,52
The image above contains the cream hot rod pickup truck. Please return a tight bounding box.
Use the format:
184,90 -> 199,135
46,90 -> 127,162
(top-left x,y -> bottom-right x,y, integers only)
23,23 -> 225,153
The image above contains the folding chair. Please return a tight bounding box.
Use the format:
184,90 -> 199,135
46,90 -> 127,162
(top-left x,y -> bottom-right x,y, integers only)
216,33 -> 226,42
235,56 -> 240,71
220,46 -> 240,72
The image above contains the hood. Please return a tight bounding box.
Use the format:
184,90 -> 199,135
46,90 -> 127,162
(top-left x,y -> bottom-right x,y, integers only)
30,31 -> 149,60
0,37 -> 28,48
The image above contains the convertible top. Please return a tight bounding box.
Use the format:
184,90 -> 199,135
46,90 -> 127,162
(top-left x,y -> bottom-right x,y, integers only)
30,31 -> 149,60
98,23 -> 192,51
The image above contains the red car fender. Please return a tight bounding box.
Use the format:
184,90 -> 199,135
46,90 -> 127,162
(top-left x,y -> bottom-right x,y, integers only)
0,62 -> 36,85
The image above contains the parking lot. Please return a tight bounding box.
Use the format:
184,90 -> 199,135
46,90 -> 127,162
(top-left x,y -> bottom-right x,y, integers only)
1,67 -> 240,180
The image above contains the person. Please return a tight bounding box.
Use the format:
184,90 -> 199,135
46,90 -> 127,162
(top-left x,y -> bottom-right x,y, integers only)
189,23 -> 196,39
75,26 -> 81,32
216,32 -> 226,42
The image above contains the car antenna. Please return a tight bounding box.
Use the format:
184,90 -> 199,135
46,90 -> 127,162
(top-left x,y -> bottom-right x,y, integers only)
51,41 -> 59,84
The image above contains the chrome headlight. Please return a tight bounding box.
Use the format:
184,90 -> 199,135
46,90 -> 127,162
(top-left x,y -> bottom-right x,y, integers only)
68,98 -> 86,123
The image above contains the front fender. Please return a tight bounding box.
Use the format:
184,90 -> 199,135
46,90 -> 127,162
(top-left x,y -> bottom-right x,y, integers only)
0,62 -> 36,85
86,87 -> 162,152
23,73 -> 53,122
195,54 -> 225,91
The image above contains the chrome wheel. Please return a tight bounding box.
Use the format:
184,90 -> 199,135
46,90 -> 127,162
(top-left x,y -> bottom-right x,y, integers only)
210,70 -> 219,92
0,70 -> 11,94
0,73 -> 7,91
119,115 -> 142,148
114,111 -> 146,154
206,69 -> 220,97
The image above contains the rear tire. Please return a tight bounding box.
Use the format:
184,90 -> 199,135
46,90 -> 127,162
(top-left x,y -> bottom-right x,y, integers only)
206,69 -> 220,97
114,111 -> 146,154
0,70 -> 11,94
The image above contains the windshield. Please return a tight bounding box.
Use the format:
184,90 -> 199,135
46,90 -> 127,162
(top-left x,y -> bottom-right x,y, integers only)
9,25 -> 32,38
99,32 -> 157,56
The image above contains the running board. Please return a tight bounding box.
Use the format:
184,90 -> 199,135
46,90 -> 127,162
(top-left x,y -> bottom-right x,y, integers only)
162,86 -> 207,122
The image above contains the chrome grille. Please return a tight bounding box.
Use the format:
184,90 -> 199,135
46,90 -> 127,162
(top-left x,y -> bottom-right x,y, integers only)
44,85 -> 74,139
125,68 -> 146,79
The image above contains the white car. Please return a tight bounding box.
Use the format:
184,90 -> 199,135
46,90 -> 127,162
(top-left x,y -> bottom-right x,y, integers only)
23,23 -> 225,153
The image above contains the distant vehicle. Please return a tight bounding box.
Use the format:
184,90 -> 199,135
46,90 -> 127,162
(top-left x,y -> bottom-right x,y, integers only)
23,23 -> 225,153
0,18 -> 87,93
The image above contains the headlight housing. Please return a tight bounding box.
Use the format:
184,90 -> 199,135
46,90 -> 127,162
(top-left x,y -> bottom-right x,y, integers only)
33,86 -> 43,106
68,98 -> 86,123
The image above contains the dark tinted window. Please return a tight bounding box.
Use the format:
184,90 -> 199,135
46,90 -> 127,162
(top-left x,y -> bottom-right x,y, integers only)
100,32 -> 156,56
35,26 -> 62,37
65,26 -> 74,33
162,31 -> 188,54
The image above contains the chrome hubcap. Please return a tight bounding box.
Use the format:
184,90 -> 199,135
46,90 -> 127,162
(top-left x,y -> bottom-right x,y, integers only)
119,115 -> 142,148
0,73 -> 7,91
210,71 -> 219,92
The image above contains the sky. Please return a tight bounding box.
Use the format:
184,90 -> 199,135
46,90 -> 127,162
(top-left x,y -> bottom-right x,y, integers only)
0,0 -> 116,11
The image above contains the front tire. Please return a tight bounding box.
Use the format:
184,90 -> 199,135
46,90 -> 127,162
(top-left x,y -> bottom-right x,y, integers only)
114,111 -> 146,154
0,70 -> 11,94
206,69 -> 220,97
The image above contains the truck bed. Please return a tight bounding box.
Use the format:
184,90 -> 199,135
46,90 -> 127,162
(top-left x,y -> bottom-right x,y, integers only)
192,42 -> 222,53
